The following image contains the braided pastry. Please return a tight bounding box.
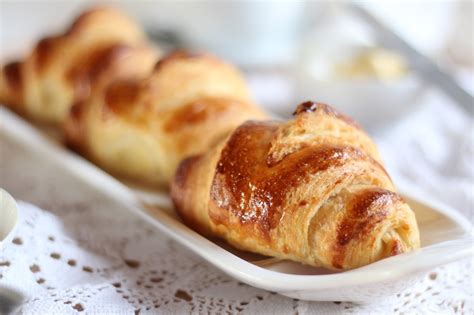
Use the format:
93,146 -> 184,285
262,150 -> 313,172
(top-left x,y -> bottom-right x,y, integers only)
64,51 -> 267,185
0,6 -> 155,124
171,101 -> 420,270
1,7 -> 265,186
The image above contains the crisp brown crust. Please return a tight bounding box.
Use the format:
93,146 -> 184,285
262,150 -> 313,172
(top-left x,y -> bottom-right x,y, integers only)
210,121 -> 278,237
32,7 -> 144,76
1,61 -> 23,107
2,6 -> 265,188
34,36 -> 63,73
173,156 -> 200,195
267,101 -> 381,167
210,120 -> 387,236
331,188 -> 401,269
63,101 -> 87,152
293,101 -> 361,129
63,42 -> 158,157
103,80 -> 142,116
64,48 -> 266,185
66,44 -> 135,102
163,98 -> 239,133
3,61 -> 23,92
210,119 -> 391,243
172,155 -> 202,230
172,102 -> 420,270
0,6 -> 148,124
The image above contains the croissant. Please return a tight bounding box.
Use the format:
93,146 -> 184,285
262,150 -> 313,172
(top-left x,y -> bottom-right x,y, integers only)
171,101 -> 420,270
0,6 -> 154,124
64,51 -> 267,185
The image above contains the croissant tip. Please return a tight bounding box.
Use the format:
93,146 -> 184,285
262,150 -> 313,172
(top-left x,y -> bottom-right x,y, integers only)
292,101 -> 323,116
292,101 -> 362,129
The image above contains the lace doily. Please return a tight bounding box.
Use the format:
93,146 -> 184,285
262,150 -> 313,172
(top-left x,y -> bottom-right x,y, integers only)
1,201 -> 472,314
0,88 -> 473,313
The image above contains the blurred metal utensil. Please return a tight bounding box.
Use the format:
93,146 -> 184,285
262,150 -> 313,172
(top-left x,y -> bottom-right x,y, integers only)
349,4 -> 473,115
0,286 -> 23,314
146,29 -> 185,53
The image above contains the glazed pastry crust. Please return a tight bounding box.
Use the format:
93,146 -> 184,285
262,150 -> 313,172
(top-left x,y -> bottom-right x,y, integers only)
171,101 -> 420,270
1,6 -> 265,186
65,51 -> 267,185
0,6 -> 151,124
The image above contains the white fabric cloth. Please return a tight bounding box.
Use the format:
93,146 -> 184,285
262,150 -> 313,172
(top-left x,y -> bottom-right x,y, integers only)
0,87 -> 473,314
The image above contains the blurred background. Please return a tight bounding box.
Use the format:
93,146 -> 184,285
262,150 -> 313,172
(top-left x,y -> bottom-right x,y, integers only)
1,0 -> 473,214
1,1 -> 472,124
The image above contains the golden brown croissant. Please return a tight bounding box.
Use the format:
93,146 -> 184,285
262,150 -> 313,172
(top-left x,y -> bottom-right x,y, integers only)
0,6 -> 154,124
171,101 -> 420,270
64,51 -> 267,186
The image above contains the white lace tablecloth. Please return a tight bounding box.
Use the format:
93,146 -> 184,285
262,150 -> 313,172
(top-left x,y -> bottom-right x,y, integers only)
0,87 -> 473,314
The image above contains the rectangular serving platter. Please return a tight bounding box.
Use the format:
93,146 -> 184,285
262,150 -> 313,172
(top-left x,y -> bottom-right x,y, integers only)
1,106 -> 472,302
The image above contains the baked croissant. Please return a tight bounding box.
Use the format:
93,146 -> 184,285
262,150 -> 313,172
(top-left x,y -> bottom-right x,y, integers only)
0,6 -> 154,124
64,51 -> 267,186
171,101 -> 420,270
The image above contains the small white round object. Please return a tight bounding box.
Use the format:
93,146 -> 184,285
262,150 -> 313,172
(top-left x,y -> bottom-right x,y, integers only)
0,189 -> 19,249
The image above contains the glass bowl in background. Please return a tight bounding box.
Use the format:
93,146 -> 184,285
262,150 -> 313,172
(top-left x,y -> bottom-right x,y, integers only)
292,7 -> 426,131
294,44 -> 425,130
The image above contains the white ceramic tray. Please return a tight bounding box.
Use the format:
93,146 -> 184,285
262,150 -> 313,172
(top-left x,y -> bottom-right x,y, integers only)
1,107 -> 472,303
